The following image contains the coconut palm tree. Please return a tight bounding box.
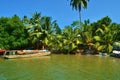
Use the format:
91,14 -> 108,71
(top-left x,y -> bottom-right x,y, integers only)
22,12 -> 43,49
70,0 -> 89,23
56,25 -> 82,53
94,25 -> 117,53
46,21 -> 82,54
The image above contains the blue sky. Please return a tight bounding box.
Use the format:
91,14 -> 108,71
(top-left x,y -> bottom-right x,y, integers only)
0,0 -> 120,28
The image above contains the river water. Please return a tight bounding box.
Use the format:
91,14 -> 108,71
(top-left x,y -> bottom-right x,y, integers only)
0,54 -> 120,80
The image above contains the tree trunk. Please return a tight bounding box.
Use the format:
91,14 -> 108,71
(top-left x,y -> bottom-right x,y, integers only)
78,9 -> 82,23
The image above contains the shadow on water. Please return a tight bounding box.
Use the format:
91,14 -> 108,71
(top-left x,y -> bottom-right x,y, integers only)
0,54 -> 120,80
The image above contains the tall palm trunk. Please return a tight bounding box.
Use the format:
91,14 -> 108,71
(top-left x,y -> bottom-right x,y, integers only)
78,9 -> 82,23
70,0 -> 89,24
78,4 -> 82,23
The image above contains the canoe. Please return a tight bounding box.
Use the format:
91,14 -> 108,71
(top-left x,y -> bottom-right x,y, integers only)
3,51 -> 51,59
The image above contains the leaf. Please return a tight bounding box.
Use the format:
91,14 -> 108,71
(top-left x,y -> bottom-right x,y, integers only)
71,43 -> 76,50
105,27 -> 109,33
97,45 -> 104,51
26,25 -> 33,29
63,39 -> 68,44
94,36 -> 101,41
59,43 -> 63,47
108,44 -> 113,53
76,39 -> 82,44
32,37 -> 37,44
96,28 -> 104,35
44,37 -> 48,45
114,42 -> 120,47
36,32 -> 42,37
95,42 -> 100,47
57,35 -> 63,38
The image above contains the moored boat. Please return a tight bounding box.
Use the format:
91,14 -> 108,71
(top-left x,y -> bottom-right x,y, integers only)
110,46 -> 120,58
0,49 -> 5,55
3,50 -> 51,59
110,50 -> 120,58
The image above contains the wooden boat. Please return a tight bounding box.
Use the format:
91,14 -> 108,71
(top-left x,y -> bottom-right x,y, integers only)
0,49 -> 5,55
3,51 -> 51,59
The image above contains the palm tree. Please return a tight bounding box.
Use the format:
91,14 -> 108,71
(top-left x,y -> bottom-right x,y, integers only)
70,0 -> 89,23
23,12 -> 42,49
94,25 -> 116,53
56,25 -> 81,54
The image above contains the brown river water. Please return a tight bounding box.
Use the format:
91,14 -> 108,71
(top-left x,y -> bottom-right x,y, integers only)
0,54 -> 120,80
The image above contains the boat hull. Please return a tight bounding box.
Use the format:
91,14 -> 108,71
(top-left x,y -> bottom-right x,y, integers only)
110,50 -> 120,58
3,52 -> 51,59
0,50 -> 5,55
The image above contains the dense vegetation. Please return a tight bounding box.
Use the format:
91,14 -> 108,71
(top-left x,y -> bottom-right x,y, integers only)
0,15 -> 28,50
0,1 -> 120,54
0,13 -> 120,54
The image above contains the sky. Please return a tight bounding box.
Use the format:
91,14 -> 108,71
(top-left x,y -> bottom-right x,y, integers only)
0,0 -> 120,28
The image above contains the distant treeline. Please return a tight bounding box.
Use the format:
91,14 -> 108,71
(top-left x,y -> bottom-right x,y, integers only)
0,13 -> 120,54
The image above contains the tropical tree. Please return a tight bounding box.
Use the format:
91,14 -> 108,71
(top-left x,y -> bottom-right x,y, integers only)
23,12 -> 44,49
70,0 -> 89,23
48,22 -> 82,54
0,15 -> 28,49
93,22 -> 120,54
40,16 -> 60,50
91,16 -> 112,36
23,12 -> 60,50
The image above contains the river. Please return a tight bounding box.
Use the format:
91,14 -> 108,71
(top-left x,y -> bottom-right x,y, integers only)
0,54 -> 120,80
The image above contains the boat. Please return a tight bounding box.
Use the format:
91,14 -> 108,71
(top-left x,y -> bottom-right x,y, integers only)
3,50 -> 51,59
110,50 -> 120,58
0,49 -> 5,55
110,46 -> 120,58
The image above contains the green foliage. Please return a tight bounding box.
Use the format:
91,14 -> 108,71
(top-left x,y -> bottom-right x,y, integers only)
70,0 -> 89,11
22,12 -> 61,50
70,0 -> 89,22
0,12 -> 120,55
0,15 -> 28,49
